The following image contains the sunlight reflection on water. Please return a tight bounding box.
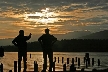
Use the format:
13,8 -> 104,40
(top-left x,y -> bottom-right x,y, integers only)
0,52 -> 108,72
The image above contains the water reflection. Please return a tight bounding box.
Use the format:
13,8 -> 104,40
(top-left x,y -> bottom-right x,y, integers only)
0,52 -> 108,72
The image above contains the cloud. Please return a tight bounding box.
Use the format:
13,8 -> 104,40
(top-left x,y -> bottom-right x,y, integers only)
0,0 -> 108,39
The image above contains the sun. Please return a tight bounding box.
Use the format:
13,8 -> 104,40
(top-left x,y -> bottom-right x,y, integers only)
41,8 -> 49,13
24,8 -> 58,25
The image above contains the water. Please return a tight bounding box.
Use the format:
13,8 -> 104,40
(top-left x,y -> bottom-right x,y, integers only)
0,52 -> 108,72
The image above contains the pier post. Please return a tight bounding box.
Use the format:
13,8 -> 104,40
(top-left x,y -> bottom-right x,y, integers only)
72,58 -> 74,65
86,59 -> 88,68
58,57 -> 59,63
53,62 -> 55,71
98,59 -> 100,66
75,57 -> 77,62
63,64 -> 66,72
78,58 -> 80,67
85,53 -> 89,59
54,57 -> 56,62
9,70 -> 12,72
30,53 -> 31,58
81,68 -> 84,71
88,58 -> 90,66
14,61 -> 17,72
0,63 -> 3,72
84,57 -> 86,64
67,58 -> 69,64
34,61 -> 38,72
70,64 -> 76,71
0,46 -> 4,57
42,64 -> 45,71
85,53 -> 90,67
92,58 -> 94,66
62,57 -> 64,64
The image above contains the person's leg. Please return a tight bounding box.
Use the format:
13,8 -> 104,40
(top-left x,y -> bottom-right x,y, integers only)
48,50 -> 53,72
23,51 -> 27,72
18,52 -> 22,72
43,51 -> 47,71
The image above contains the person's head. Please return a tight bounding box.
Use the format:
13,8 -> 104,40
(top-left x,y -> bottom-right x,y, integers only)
45,28 -> 49,34
19,30 -> 24,36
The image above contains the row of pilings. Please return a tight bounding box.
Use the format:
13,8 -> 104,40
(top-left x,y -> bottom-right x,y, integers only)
0,53 -> 101,72
53,53 -> 100,67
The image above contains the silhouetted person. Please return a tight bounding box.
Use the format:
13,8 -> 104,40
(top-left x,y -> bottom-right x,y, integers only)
12,30 -> 32,72
38,28 -> 57,72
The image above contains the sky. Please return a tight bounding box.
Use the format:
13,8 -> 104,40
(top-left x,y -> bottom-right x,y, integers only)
0,0 -> 108,39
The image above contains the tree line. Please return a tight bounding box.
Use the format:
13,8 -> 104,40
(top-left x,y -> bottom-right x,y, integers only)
2,39 -> 108,52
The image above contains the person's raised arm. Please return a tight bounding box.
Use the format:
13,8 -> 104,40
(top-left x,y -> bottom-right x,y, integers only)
26,33 -> 32,40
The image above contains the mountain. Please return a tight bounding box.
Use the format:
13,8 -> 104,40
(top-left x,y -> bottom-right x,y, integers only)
0,30 -> 91,46
78,30 -> 108,39
3,39 -> 108,52
0,38 -> 13,46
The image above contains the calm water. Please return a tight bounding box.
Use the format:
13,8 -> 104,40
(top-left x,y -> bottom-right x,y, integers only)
0,52 -> 108,72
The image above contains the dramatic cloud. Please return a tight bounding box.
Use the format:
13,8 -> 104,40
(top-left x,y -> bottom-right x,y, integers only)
0,0 -> 108,39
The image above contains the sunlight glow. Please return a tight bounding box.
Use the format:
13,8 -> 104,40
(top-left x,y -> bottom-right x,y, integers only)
24,8 -> 58,25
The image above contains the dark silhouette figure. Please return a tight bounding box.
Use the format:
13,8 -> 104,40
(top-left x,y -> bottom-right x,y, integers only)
12,30 -> 32,72
38,28 -> 57,72
0,46 -> 4,57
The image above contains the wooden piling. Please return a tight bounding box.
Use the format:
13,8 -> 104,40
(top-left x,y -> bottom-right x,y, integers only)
58,57 -> 59,63
88,58 -> 90,66
34,61 -> 38,72
63,64 -> 66,72
30,53 -> 31,58
70,64 -> 76,71
72,58 -> 74,65
70,64 -> 73,71
81,68 -> 84,71
85,53 -> 90,68
14,61 -> 17,72
9,70 -> 12,72
1,63 -> 3,72
84,57 -> 86,64
67,58 -> 69,64
62,57 -> 64,64
86,59 -> 88,68
92,58 -> 94,66
42,64 -> 45,71
98,59 -> 100,66
54,57 -> 56,62
78,58 -> 80,67
53,62 -> 55,71
85,53 -> 89,59
75,57 -> 77,62
0,47 -> 4,57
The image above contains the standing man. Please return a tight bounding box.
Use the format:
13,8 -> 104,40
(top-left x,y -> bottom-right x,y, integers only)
38,28 -> 57,72
12,30 -> 32,72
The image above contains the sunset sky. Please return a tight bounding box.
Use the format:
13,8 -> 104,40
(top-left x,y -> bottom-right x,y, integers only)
0,0 -> 108,39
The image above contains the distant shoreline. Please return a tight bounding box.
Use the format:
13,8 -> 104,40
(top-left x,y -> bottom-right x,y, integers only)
2,39 -> 108,52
